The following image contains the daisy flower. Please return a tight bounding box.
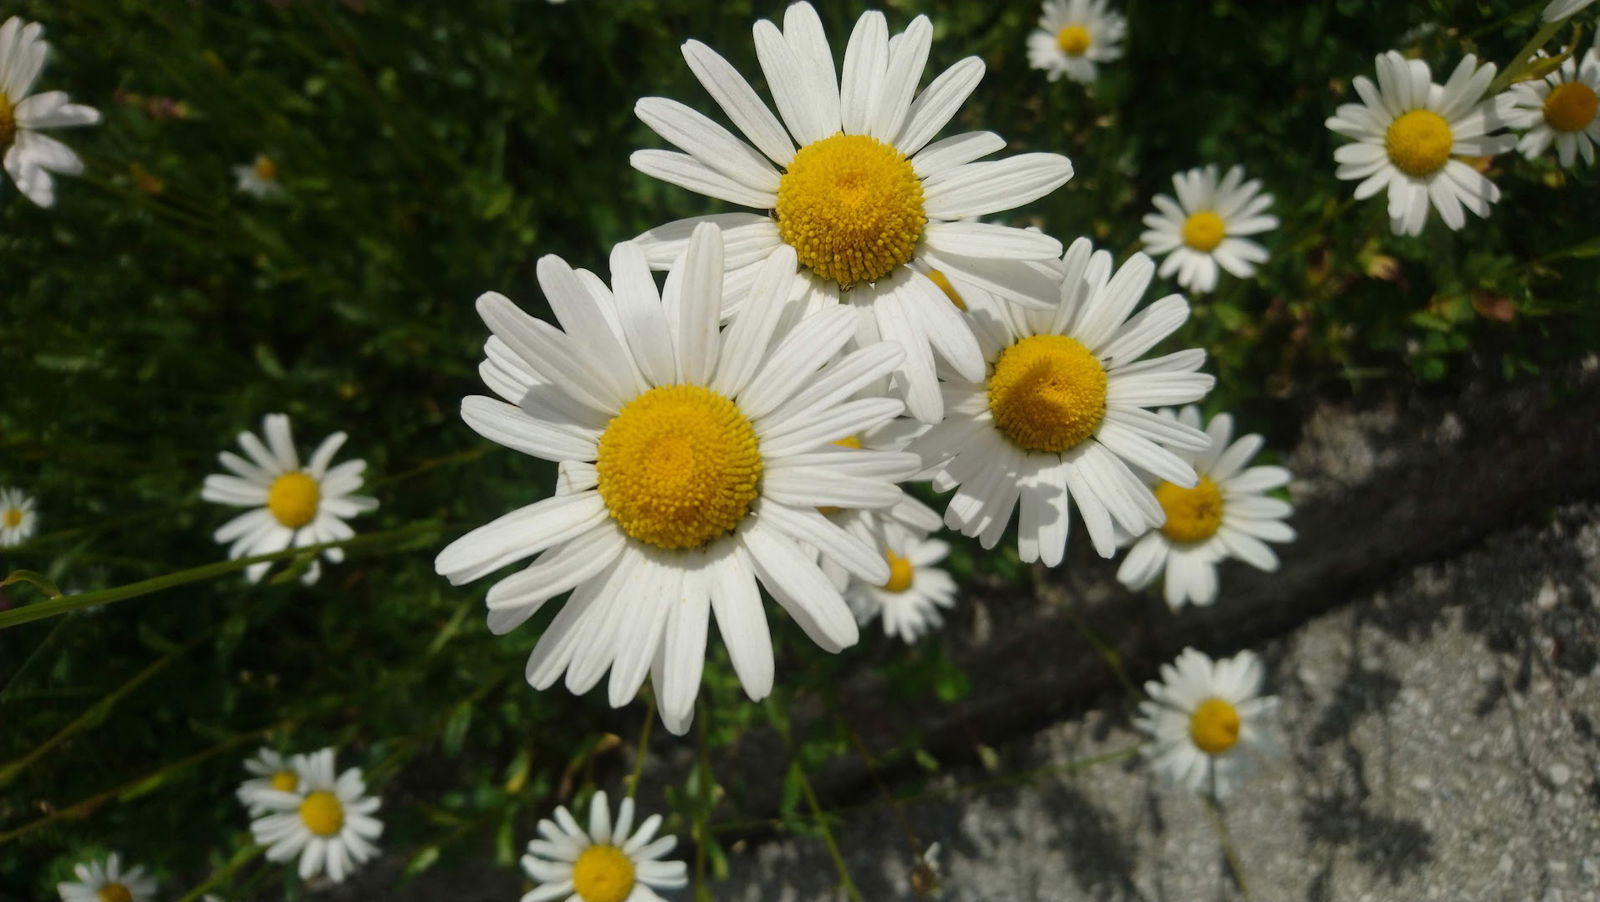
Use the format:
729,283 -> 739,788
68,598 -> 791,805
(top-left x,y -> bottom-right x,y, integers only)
0,486 -> 38,547
845,524 -> 958,644
1326,51 -> 1514,236
237,747 -> 305,816
1500,48 -> 1600,168
631,1 -> 1074,423
201,414 -> 378,584
910,238 -> 1215,566
1134,647 -> 1278,798
1026,0 -> 1127,85
520,790 -> 687,902
435,225 -> 920,734
56,853 -> 156,902
1139,165 -> 1277,294
233,153 -> 283,198
0,16 -> 101,208
249,747 -> 382,883
1116,407 -> 1295,610
1544,0 -> 1597,21
813,420 -> 942,593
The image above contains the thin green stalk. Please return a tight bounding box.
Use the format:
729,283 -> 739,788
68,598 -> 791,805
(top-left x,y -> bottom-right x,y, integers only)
1203,794 -> 1251,900
1488,20 -> 1565,94
626,705 -> 654,799
692,711 -> 711,900
173,845 -> 264,902
827,691 -> 922,859
767,699 -> 862,902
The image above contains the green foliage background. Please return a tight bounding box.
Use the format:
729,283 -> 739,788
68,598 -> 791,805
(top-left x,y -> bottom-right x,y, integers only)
1,0 -> 1595,897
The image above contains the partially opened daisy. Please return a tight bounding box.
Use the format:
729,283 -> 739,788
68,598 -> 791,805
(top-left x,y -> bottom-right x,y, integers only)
520,790 -> 687,902
1135,647 -> 1278,798
1326,51 -> 1514,236
1501,48 -> 1600,168
910,238 -> 1214,566
1026,0 -> 1127,85
56,853 -> 156,902
631,1 -> 1074,422
0,16 -> 101,208
201,414 -> 378,584
844,524 -> 958,643
234,153 -> 284,198
1140,165 -> 1277,294
249,747 -> 382,883
1116,407 -> 1295,610
0,486 -> 38,547
435,225 -> 920,734
1544,0 -> 1597,21
237,747 -> 305,816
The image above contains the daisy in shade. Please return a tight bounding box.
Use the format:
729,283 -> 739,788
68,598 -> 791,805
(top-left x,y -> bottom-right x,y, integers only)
520,790 -> 687,902
813,421 -> 943,593
1544,0 -> 1597,21
56,853 -> 156,902
1026,0 -> 1127,85
1134,647 -> 1279,798
0,16 -> 101,208
435,225 -> 919,735
630,1 -> 1074,423
910,238 -> 1214,566
844,523 -> 958,643
1326,51 -> 1514,236
237,747 -> 305,816
233,153 -> 284,198
0,486 -> 38,547
249,747 -> 382,883
1116,406 -> 1295,610
1500,48 -> 1600,168
1139,165 -> 1277,295
201,414 -> 378,584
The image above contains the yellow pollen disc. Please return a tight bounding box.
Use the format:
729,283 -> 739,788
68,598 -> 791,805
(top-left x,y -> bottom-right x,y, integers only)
96,884 -> 133,902
1056,24 -> 1092,56
270,769 -> 299,792
596,385 -> 762,550
1155,476 -> 1225,543
572,844 -> 636,902
926,268 -> 967,310
1384,109 -> 1453,177
0,93 -> 14,149
881,550 -> 915,593
254,154 -> 279,182
1181,211 -> 1226,253
299,790 -> 344,837
2,508 -> 21,528
266,471 -> 321,529
775,133 -> 926,289
987,334 -> 1108,453
1544,81 -> 1598,133
832,435 -> 864,450
1189,697 -> 1242,756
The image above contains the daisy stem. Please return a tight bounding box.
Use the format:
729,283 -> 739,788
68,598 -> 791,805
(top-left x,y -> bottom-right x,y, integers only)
171,844 -> 264,902
1488,20 -> 1566,94
767,698 -> 863,902
1203,794 -> 1251,899
1049,587 -> 1143,705
827,691 -> 923,859
626,705 -> 654,799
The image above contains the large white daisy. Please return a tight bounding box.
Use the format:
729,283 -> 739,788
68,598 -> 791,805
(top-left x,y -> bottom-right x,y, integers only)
249,747 -> 382,883
1544,0 -> 1598,21
56,853 -> 156,902
630,1 -> 1074,423
520,790 -> 687,902
1134,647 -> 1278,799
910,238 -> 1214,566
1326,51 -> 1514,236
0,486 -> 38,547
0,16 -> 100,208
434,225 -> 920,735
1026,0 -> 1127,85
844,524 -> 958,644
201,414 -> 379,584
1139,165 -> 1276,294
1116,406 -> 1295,610
1501,48 -> 1600,168
237,747 -> 306,816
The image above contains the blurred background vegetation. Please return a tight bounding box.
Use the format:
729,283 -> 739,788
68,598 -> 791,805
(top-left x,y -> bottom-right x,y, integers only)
1,0 -> 1595,898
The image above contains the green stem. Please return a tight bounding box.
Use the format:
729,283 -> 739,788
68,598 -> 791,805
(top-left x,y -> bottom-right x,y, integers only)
766,699 -> 862,902
1203,794 -> 1251,899
626,705 -> 654,799
1488,20 -> 1565,94
0,570 -> 61,598
173,845 -> 264,902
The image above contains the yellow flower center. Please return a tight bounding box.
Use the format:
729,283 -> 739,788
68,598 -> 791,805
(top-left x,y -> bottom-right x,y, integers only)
1384,109 -> 1453,177
832,435 -> 864,450
881,550 -> 915,593
596,385 -> 763,550
775,133 -> 926,290
299,790 -> 344,837
266,471 -> 321,529
96,884 -> 133,902
1189,697 -> 1242,756
2,507 -> 22,528
0,93 -> 14,150
1181,211 -> 1226,253
270,769 -> 299,792
926,268 -> 967,310
1544,81 -> 1598,133
253,154 -> 279,182
1056,24 -> 1092,56
572,844 -> 636,902
987,334 -> 1107,453
1155,476 -> 1224,543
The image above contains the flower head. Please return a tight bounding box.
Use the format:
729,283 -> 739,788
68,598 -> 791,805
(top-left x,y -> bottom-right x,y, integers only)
1135,647 -> 1278,798
237,747 -> 307,816
56,853 -> 156,902
1140,165 -> 1276,294
845,525 -> 958,643
1026,0 -> 1127,85
0,16 -> 101,208
0,486 -> 38,547
1500,48 -> 1600,168
249,748 -> 382,883
520,790 -> 687,902
234,153 -> 284,198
